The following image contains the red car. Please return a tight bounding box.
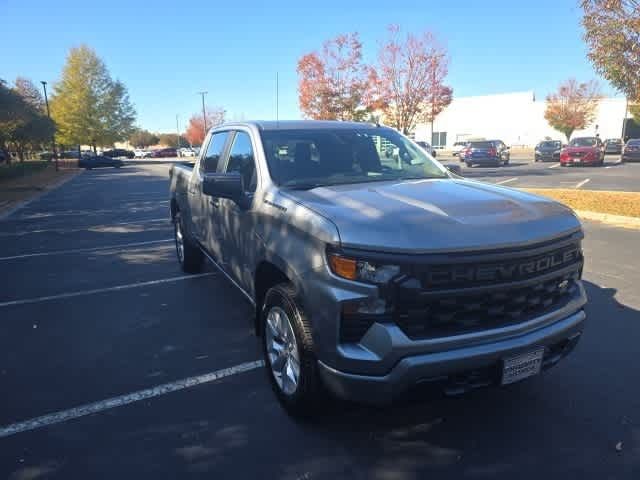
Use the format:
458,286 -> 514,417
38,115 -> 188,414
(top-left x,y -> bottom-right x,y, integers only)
151,148 -> 178,158
560,137 -> 605,167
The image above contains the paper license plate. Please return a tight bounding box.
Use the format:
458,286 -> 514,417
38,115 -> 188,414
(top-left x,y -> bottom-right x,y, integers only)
501,348 -> 545,385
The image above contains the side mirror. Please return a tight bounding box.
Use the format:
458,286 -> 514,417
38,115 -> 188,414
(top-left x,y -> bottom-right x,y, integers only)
445,164 -> 462,176
202,173 -> 244,204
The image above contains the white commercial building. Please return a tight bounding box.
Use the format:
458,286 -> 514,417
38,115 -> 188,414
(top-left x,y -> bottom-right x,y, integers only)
413,91 -> 627,148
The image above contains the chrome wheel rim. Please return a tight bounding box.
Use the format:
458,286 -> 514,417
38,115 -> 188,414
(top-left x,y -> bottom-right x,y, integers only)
265,306 -> 300,395
175,220 -> 185,263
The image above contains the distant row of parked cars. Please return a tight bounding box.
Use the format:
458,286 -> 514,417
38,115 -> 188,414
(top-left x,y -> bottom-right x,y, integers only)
444,136 -> 638,168
533,137 -> 638,166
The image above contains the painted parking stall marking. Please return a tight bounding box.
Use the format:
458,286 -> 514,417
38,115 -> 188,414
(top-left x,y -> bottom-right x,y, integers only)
0,272 -> 215,307
494,177 -> 518,185
575,178 -> 591,189
0,360 -> 264,439
0,239 -> 173,262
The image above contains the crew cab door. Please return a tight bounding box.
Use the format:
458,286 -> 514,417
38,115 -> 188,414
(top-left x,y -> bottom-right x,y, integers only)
217,130 -> 258,292
188,130 -> 230,259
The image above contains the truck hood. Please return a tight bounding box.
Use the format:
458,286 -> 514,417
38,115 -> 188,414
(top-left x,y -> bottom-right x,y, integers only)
285,179 -> 581,253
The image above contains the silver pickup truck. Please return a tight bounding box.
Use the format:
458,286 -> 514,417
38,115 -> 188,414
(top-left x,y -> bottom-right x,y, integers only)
169,120 -> 587,416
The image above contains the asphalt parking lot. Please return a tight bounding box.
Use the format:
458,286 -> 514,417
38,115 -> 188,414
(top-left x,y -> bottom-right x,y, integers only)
438,153 -> 640,191
1,164 -> 639,479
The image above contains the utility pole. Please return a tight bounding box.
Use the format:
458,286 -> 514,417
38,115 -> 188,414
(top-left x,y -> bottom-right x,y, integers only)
176,114 -> 180,151
40,81 -> 58,171
197,91 -> 208,134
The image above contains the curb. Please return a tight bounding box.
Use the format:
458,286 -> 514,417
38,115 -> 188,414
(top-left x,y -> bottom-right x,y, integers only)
0,169 -> 83,220
575,210 -> 640,230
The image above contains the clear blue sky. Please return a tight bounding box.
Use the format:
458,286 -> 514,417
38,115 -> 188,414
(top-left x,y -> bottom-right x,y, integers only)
0,0 -> 618,133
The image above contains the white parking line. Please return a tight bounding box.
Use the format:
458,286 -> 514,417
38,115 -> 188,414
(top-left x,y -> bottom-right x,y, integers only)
0,360 -> 264,438
494,177 -> 518,185
0,272 -> 215,307
548,163 -> 561,169
0,217 -> 169,237
0,239 -> 173,261
575,178 -> 591,189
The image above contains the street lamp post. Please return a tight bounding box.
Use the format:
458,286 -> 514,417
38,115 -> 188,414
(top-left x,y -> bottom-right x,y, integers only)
40,81 -> 58,171
197,91 -> 208,135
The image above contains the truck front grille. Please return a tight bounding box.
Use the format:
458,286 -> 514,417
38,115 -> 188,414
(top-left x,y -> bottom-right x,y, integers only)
394,270 -> 580,340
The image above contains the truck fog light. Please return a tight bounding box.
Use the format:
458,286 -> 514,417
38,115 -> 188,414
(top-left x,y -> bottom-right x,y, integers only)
343,297 -> 388,316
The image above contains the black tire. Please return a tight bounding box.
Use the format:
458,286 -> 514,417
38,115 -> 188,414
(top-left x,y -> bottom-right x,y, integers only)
261,283 -> 324,418
174,211 -> 203,273
466,161 -> 472,168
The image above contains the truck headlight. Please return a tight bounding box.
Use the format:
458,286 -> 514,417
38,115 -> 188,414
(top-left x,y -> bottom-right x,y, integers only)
328,252 -> 401,284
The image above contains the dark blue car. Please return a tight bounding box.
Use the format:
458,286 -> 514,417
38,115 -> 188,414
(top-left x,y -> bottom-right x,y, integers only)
463,140 -> 510,167
78,155 -> 124,169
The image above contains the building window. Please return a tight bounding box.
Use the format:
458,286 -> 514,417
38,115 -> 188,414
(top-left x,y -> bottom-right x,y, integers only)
432,132 -> 447,148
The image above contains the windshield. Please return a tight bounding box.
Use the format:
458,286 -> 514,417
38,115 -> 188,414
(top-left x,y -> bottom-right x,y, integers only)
539,141 -> 561,149
569,137 -> 598,147
261,127 -> 448,188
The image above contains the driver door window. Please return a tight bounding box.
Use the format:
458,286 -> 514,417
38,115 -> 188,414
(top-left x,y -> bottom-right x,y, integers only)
225,131 -> 256,192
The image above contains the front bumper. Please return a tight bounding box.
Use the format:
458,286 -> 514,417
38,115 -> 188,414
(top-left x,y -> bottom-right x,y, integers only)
319,308 -> 585,404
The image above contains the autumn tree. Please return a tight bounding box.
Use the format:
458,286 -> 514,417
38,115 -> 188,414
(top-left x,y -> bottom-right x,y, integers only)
582,0 -> 640,138
129,128 -> 159,148
544,79 -> 602,142
184,107 -> 226,146
297,33 -> 370,121
368,26 -> 453,135
50,45 -> 136,151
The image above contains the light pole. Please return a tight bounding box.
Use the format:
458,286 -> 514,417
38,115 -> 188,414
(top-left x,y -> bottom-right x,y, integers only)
197,91 -> 208,135
176,114 -> 180,151
40,81 -> 58,171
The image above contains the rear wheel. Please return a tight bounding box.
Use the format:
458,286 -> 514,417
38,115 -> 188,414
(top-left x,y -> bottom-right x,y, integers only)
466,161 -> 473,168
262,283 -> 324,418
173,211 -> 203,273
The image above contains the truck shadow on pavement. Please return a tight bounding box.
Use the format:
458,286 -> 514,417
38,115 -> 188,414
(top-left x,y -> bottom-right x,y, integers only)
277,280 -> 639,479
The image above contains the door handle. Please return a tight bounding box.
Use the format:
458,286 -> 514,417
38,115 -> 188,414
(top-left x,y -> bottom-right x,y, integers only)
210,199 -> 219,208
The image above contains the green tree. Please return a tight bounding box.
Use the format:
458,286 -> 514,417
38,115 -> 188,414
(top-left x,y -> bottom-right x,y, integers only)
0,79 -> 55,162
50,45 -> 136,151
129,128 -> 159,148
14,77 -> 45,111
158,133 -> 187,148
630,103 -> 640,123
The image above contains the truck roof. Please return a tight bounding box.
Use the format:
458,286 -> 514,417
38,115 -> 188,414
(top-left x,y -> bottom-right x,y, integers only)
218,120 -> 381,131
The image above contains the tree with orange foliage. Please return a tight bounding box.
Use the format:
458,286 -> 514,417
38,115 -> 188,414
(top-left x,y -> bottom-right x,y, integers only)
184,107 -> 225,146
544,79 -> 602,142
297,33 -> 370,121
367,25 -> 453,135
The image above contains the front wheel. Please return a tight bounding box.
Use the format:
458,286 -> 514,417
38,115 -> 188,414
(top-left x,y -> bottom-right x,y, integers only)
262,283 -> 324,418
174,212 -> 203,273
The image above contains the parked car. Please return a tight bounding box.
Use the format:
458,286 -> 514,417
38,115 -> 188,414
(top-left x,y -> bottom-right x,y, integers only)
462,139 -> 510,167
133,149 -> 150,158
415,141 -> 437,157
451,141 -> 468,157
169,120 -> 586,416
560,137 -> 604,166
39,151 -> 55,161
103,148 -> 134,159
151,147 -> 178,158
534,140 -> 562,162
604,138 -> 623,155
621,138 -> 640,162
78,155 -> 124,169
